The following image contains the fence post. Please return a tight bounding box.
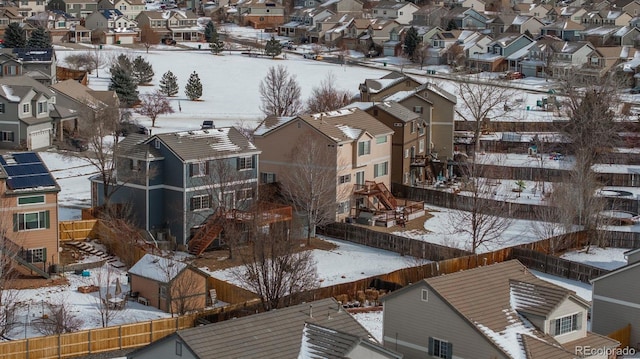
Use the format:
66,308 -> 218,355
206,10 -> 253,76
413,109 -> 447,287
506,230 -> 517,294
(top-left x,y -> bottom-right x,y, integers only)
88,330 -> 91,354
150,321 -> 153,343
59,334 -> 61,359
119,325 -> 122,349
26,338 -> 29,359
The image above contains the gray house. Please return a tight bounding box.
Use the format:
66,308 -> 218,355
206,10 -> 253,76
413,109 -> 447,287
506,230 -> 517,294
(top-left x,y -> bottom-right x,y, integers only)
591,249 -> 640,349
0,48 -> 58,85
382,260 -> 618,359
90,127 -> 260,245
127,298 -> 401,359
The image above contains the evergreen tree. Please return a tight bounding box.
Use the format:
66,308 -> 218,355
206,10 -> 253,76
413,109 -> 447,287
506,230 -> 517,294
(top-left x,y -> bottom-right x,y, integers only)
26,27 -> 52,48
3,23 -> 26,48
109,65 -> 139,107
184,71 -> 202,101
114,53 -> 133,73
159,70 -> 179,97
132,56 -> 154,85
204,21 -> 215,42
209,25 -> 224,54
264,37 -> 282,58
403,26 -> 420,60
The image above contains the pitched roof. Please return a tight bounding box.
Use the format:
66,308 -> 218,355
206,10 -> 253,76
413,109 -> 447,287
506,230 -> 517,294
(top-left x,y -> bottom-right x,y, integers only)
128,253 -> 188,283
11,48 -> 54,62
175,298 -> 372,359
509,279 -> 573,317
300,322 -> 402,359
374,101 -> 420,122
297,108 -> 394,143
0,152 -> 60,192
0,75 -> 54,97
152,127 -> 259,162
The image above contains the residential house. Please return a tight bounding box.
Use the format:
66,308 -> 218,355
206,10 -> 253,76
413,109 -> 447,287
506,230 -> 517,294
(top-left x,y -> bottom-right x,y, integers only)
515,3 -> 552,19
135,10 -> 170,40
128,253 -> 209,313
620,0 -> 640,17
0,7 -> 24,37
591,249 -> 640,349
50,79 -> 119,142
575,45 -> 635,81
411,5 -> 447,27
486,13 -> 516,36
383,260 -> 620,359
540,19 -> 585,41
345,18 -> 372,49
16,0 -> 48,17
319,0 -> 363,16
612,25 -> 640,46
582,9 -> 632,26
91,127 -> 261,245
382,25 -> 404,57
506,15 -> 545,37
521,37 -> 596,78
323,14 -> 353,46
372,1 -> 419,25
127,298 -> 399,359
558,6 -> 588,23
235,0 -> 285,29
365,18 -> 401,47
26,10 -> 81,42
0,76 -> 74,150
47,0 -> 98,19
97,0 -> 146,20
85,9 -> 138,44
253,108 -> 393,222
0,152 -> 60,277
440,7 -> 487,30
166,9 -> 202,42
434,30 -> 492,67
359,71 -> 423,102
0,48 -> 57,85
471,33 -> 533,72
278,7 -> 333,41
581,25 -> 624,46
461,0 -> 485,12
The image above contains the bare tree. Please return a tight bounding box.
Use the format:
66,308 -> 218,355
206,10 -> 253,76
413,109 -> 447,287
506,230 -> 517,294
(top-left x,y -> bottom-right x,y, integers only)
448,156 -> 513,253
87,47 -> 108,78
259,65 -> 303,116
281,134 -> 350,245
138,90 -> 174,127
63,53 -> 94,72
415,42 -> 431,70
231,221 -> 318,311
530,202 -> 566,255
0,241 -> 21,338
92,264 -> 121,327
445,44 -> 465,71
140,25 -> 160,54
305,72 -> 352,113
32,298 -> 84,335
153,256 -> 203,316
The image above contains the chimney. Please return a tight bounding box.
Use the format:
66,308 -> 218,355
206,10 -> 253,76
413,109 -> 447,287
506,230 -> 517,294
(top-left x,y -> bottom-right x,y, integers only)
309,305 -> 313,318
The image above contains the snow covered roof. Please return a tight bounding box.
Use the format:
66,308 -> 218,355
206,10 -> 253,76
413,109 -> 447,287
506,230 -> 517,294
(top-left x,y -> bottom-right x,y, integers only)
128,253 -> 188,283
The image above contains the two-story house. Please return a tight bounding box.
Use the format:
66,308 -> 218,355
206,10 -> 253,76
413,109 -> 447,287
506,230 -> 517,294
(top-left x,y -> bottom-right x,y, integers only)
383,260 -> 619,359
411,5 -> 448,27
47,0 -> 98,19
319,0 -> 363,16
97,0 -> 146,20
25,10 -> 81,42
0,76 -> 75,150
372,1 -> 419,25
591,247 -> 640,350
17,0 -> 48,17
471,33 -> 533,72
253,108 -> 393,222
0,7 -> 24,37
582,9 -> 632,26
166,9 -> 202,42
278,7 -> 334,41
235,0 -> 285,30
359,71 -> 423,102
84,8 -> 138,44
0,152 -> 60,277
440,7 -> 487,31
91,127 -> 260,246
540,19 -> 585,41
135,10 -> 170,40
0,48 -> 56,86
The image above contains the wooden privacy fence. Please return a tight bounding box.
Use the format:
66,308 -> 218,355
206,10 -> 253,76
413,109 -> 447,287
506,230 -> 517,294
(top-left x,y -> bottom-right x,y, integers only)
207,277 -> 260,304
512,247 -> 610,283
1,315 -> 196,359
59,220 -> 99,241
608,324 -> 631,349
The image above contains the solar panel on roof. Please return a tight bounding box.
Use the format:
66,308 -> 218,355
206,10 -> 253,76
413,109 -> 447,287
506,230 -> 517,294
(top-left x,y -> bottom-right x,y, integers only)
7,174 -> 56,190
12,152 -> 41,164
4,164 -> 48,177
0,152 -> 57,190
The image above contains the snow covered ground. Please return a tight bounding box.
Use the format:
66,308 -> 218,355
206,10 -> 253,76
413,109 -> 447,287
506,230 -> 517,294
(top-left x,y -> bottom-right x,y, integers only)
560,247 -> 629,271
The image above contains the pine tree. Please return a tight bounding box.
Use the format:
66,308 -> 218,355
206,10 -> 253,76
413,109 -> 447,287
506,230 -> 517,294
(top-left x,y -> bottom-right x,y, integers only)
109,65 -> 139,107
403,26 -> 420,60
209,25 -> 224,55
184,71 -> 202,101
132,56 -> 154,85
264,37 -> 282,58
3,23 -> 26,48
159,70 -> 179,97
114,54 -> 133,74
204,21 -> 215,42
26,27 -> 52,48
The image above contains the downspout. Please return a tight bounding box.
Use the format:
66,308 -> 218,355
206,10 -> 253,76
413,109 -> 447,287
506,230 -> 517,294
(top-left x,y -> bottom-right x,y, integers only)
145,150 -> 150,232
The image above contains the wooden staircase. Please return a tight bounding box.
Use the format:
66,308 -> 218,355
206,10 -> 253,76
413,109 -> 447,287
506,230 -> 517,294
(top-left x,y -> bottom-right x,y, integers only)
369,181 -> 397,210
1,237 -> 50,278
188,210 -> 224,256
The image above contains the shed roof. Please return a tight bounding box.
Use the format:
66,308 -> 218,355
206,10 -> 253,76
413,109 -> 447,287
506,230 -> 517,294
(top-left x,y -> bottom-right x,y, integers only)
128,253 -> 187,283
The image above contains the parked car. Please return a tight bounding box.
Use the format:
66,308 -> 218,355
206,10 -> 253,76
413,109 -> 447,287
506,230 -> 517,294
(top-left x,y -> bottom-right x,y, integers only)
201,120 -> 214,129
503,71 -> 525,80
66,137 -> 89,152
118,121 -> 148,137
303,52 -> 318,60
631,86 -> 640,94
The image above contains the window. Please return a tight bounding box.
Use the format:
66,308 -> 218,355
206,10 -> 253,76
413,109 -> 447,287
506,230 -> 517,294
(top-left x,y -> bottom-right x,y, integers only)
189,162 -> 208,177
421,289 -> 428,302
553,313 -> 581,336
130,159 -> 140,171
261,172 -> 276,183
14,211 -> 50,231
355,171 -> 364,185
27,248 -> 45,263
376,136 -> 387,144
237,188 -> 253,201
18,195 -> 45,206
22,103 -> 30,113
374,162 -> 388,177
428,337 -> 452,359
405,149 -> 409,158
413,106 -> 423,114
154,139 -> 160,149
0,131 -> 14,142
358,140 -> 371,156
337,200 -> 350,214
190,195 -> 211,211
410,121 -> 416,133
339,174 -> 351,184
159,286 -> 167,298
419,139 -> 425,153
175,342 -> 182,356
0,103 -> 4,113
237,156 -> 253,170
57,21 -> 65,27
37,102 -> 46,114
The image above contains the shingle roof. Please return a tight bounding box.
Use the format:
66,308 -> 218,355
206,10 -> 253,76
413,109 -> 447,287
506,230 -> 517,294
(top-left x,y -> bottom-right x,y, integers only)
128,253 -> 187,283
153,127 -> 259,162
521,335 -> 575,359
509,279 -> 570,317
374,101 -> 420,122
176,298 -> 372,359
300,322 -> 402,359
297,108 -> 393,143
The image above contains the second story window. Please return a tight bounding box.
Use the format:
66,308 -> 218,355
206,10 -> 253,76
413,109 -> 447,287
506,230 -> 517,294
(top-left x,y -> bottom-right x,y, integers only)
376,136 -> 387,144
14,210 -> 50,231
22,103 -> 30,114
190,194 -> 211,211
0,103 -> 4,113
358,140 -> 371,156
237,156 -> 253,170
189,162 -> 208,177
38,102 -> 46,114
338,174 -> 351,184
552,313 -> 582,336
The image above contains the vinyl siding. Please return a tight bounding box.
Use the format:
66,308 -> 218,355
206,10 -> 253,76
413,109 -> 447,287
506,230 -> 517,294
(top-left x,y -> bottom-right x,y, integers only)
383,283 -> 508,359
546,298 -> 588,343
131,336 -> 198,359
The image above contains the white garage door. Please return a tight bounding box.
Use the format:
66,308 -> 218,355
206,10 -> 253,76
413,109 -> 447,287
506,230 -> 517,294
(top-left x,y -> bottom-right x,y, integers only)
29,129 -> 51,150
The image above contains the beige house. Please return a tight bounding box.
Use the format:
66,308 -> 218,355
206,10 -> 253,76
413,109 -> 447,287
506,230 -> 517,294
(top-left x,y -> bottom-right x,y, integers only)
253,108 -> 393,221
98,0 -> 146,20
383,260 -> 620,359
0,152 -> 60,278
128,253 -> 209,314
